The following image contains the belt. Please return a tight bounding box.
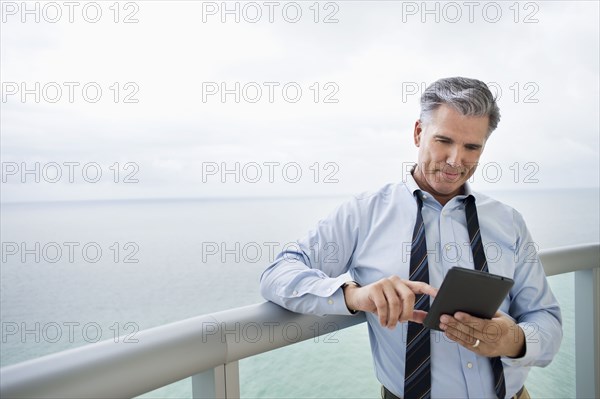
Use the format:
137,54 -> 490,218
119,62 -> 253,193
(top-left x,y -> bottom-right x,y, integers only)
381,385 -> 525,399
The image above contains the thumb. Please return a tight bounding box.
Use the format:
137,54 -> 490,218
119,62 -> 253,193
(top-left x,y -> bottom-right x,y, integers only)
409,310 -> 428,324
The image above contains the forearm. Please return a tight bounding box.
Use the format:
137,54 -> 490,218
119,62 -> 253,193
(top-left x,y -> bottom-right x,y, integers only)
260,256 -> 356,316
260,197 -> 363,316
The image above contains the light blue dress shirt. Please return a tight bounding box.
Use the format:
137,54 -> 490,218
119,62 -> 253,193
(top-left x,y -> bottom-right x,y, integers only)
260,174 -> 562,399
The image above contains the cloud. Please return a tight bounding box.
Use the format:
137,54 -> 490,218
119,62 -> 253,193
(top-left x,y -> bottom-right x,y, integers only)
1,1 -> 598,202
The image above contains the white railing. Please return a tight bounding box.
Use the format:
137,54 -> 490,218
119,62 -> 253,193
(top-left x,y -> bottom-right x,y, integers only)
1,243 -> 598,399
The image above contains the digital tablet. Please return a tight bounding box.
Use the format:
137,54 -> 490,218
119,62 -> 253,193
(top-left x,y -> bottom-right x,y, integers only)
423,267 -> 514,331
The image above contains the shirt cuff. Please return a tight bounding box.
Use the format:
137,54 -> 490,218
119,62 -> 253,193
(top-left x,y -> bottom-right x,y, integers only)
326,272 -> 360,316
502,322 -> 541,367
276,270 -> 358,316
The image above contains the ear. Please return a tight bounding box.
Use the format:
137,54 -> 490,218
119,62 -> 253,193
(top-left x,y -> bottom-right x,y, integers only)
414,120 -> 423,147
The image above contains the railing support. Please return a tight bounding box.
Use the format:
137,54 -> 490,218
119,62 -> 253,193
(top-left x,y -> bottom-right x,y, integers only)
192,362 -> 240,399
575,267 -> 600,399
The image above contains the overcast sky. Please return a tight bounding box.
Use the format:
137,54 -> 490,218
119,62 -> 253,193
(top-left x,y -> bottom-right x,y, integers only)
1,0 -> 598,202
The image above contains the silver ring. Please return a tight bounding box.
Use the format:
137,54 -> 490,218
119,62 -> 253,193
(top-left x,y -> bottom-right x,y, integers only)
472,339 -> 481,348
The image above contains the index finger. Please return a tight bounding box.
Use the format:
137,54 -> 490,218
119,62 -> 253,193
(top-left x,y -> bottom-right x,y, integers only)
401,279 -> 438,298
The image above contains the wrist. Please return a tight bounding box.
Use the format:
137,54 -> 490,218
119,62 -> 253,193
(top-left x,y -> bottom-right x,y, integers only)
507,325 -> 526,358
342,281 -> 360,314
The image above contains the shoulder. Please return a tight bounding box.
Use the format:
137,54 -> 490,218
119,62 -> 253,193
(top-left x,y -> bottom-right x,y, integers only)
473,191 -> 521,214
472,191 -> 528,233
353,182 -> 410,203
327,182 -> 412,222
334,182 -> 414,230
350,182 -> 412,211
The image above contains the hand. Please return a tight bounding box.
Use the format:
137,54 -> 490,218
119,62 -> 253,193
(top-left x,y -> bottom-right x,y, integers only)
343,276 -> 437,329
439,311 -> 525,358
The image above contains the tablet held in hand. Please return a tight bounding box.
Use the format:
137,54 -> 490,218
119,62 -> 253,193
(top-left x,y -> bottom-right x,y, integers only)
424,267 -> 514,331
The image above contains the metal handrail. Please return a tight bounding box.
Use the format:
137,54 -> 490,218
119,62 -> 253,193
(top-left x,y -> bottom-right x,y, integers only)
1,243 -> 598,399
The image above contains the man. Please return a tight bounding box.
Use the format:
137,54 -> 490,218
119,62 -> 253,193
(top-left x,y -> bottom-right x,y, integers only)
260,77 -> 562,399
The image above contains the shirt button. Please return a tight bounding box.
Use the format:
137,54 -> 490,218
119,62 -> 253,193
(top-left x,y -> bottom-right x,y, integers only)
422,195 -> 427,199
328,299 -> 334,305
467,362 -> 473,369
293,290 -> 299,296
327,287 -> 332,293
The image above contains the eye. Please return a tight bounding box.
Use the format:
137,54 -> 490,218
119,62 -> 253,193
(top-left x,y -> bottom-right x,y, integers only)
465,145 -> 481,151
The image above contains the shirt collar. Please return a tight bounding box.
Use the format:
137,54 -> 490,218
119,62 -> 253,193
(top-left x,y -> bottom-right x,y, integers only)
405,166 -> 422,197
405,163 -> 474,203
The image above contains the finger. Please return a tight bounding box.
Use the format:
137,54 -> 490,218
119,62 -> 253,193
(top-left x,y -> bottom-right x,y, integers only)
370,289 -> 389,327
454,312 -> 485,330
443,327 -> 479,349
402,279 -> 439,298
440,316 -> 480,344
383,284 -> 401,329
456,312 -> 508,344
394,282 -> 415,322
441,314 -> 485,339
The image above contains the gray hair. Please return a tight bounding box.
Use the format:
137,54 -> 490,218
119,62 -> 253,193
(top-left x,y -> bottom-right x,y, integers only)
419,77 -> 501,136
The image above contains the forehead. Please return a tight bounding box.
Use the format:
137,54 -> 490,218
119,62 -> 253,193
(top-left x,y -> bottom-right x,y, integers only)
425,104 -> 489,141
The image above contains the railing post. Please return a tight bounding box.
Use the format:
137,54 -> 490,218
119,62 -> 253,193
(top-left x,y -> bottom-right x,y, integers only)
574,267 -> 600,399
192,362 -> 240,399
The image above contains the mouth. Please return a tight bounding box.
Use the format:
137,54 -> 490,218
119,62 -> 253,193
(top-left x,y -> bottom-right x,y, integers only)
440,170 -> 462,181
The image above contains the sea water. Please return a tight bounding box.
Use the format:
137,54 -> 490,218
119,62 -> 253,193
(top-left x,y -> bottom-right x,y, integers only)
1,188 -> 598,398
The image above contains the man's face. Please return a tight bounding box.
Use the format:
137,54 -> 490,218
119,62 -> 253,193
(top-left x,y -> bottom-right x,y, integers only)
413,104 -> 489,204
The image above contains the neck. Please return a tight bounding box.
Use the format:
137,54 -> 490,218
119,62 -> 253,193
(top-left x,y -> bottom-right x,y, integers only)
411,166 -> 463,206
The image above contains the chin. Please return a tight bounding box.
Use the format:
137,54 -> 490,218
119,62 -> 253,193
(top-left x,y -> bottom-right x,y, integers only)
430,182 -> 462,196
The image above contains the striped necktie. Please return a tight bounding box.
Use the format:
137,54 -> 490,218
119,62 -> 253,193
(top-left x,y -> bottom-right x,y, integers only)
404,192 -> 431,399
404,192 -> 507,399
465,195 -> 506,399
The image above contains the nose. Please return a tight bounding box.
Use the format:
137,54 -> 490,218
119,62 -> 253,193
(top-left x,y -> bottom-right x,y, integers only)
446,145 -> 464,169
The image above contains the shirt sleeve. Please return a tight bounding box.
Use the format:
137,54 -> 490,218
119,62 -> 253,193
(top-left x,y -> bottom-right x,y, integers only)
502,209 -> 563,367
259,197 -> 361,316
